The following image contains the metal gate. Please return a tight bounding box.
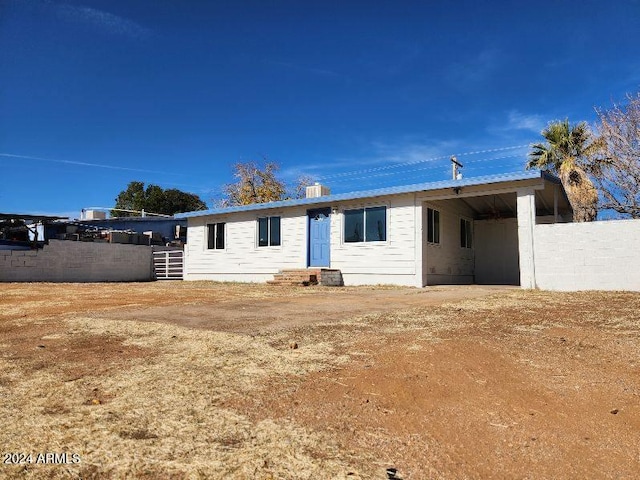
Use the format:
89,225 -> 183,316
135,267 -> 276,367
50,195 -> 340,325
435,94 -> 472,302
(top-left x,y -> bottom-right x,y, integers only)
153,250 -> 184,280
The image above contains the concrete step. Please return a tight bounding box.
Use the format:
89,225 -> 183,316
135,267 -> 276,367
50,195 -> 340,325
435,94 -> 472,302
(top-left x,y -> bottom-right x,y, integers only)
269,268 -> 343,287
272,274 -> 318,281
266,280 -> 313,286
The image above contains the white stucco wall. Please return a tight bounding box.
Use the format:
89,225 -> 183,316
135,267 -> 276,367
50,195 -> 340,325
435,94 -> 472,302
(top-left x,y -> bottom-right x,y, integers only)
534,219 -> 640,291
0,240 -> 153,282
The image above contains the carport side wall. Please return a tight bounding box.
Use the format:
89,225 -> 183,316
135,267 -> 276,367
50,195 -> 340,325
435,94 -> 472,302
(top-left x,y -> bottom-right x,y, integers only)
0,240 -> 153,282
423,199 -> 475,285
533,219 -> 640,291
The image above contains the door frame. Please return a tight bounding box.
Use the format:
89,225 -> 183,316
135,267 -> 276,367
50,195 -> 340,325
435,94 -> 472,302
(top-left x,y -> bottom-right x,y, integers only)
307,208 -> 331,267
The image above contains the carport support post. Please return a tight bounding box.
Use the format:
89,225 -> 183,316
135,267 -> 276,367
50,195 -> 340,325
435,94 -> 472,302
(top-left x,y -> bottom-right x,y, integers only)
517,188 -> 537,289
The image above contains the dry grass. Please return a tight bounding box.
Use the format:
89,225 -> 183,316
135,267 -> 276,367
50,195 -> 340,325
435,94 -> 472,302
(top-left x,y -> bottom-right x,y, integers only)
2,283 -> 640,479
1,314 -> 363,479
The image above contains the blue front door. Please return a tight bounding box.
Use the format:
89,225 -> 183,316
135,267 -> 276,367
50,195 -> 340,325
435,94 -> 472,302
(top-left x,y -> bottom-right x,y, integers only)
308,208 -> 331,267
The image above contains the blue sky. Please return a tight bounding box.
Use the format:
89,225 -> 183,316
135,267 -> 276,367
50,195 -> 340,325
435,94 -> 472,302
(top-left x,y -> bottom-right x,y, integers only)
1,0 -> 639,218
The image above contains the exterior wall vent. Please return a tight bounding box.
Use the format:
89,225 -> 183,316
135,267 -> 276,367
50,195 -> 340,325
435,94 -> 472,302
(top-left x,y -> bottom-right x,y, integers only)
305,183 -> 331,198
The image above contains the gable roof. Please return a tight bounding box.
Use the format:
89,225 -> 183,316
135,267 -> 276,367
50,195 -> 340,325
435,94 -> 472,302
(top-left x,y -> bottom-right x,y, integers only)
176,171 -> 560,218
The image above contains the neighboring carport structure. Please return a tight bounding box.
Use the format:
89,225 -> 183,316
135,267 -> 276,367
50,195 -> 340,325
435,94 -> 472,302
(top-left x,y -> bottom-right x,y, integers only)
0,213 -> 68,249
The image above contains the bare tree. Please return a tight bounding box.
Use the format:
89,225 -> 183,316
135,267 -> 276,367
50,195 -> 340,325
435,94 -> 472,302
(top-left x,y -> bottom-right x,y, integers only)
221,161 -> 285,207
221,160 -> 314,207
292,174 -> 314,199
587,92 -> 640,218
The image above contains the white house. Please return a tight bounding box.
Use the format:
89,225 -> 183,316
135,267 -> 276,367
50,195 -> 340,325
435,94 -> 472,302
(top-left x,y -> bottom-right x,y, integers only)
176,171 -> 572,288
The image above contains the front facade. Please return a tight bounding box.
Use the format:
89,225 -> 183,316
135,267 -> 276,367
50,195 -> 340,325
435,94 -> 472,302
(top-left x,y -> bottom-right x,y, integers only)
177,172 -> 572,287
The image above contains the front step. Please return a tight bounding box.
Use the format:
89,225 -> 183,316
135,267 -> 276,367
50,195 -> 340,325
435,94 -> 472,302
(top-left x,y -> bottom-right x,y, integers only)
268,268 -> 343,286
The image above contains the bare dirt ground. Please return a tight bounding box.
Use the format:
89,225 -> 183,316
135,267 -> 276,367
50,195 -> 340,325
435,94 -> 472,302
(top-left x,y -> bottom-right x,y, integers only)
1,282 -> 639,479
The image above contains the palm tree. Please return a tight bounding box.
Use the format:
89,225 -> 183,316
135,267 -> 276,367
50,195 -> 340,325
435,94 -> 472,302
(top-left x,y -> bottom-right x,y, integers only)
527,119 -> 598,222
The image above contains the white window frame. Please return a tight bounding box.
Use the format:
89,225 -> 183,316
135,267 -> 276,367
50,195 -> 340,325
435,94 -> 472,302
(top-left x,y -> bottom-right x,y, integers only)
256,215 -> 282,248
426,207 -> 441,245
340,204 -> 389,245
206,222 -> 226,251
460,217 -> 473,249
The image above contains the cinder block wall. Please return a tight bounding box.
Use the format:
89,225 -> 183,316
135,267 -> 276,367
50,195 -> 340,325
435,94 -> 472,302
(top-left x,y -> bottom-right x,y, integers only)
534,219 -> 640,291
316,269 -> 344,286
0,240 -> 153,282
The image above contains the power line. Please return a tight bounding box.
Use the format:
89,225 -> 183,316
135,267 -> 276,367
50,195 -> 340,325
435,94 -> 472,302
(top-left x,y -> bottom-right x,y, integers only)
0,152 -> 185,176
455,144 -> 530,157
314,144 -> 529,181
323,153 -> 526,186
348,167 -> 525,191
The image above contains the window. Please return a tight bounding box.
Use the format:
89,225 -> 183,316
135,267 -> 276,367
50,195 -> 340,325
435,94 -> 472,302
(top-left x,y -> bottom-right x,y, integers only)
258,216 -> 281,247
427,208 -> 440,244
344,206 -> 386,243
460,218 -> 473,248
207,222 -> 225,250
344,209 -> 364,242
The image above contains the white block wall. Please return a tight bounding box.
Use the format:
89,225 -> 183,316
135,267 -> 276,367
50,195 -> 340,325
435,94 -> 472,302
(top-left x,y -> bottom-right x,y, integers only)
517,188 -> 537,289
534,219 -> 640,291
0,240 -> 154,282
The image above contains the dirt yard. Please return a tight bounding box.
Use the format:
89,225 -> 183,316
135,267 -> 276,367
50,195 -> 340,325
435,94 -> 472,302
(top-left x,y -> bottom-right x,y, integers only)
1,282 -> 639,479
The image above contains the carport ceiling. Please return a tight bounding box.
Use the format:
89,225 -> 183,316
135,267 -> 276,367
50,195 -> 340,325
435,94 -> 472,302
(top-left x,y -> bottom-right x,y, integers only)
458,183 -> 572,220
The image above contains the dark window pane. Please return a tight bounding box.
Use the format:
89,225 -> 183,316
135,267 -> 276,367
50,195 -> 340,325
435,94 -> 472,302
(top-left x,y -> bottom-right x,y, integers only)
270,217 -> 281,246
207,224 -> 215,249
433,210 -> 440,244
216,223 -> 225,250
460,219 -> 472,248
258,217 -> 268,246
344,209 -> 364,242
365,206 -> 386,242
427,208 -> 434,243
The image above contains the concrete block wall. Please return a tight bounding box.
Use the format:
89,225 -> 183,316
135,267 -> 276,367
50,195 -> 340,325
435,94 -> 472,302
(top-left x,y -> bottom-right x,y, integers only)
534,219 -> 640,291
316,269 -> 344,286
0,240 -> 154,282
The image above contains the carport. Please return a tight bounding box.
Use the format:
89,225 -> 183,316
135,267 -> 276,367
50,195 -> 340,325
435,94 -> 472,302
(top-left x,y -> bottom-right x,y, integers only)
419,173 -> 572,286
